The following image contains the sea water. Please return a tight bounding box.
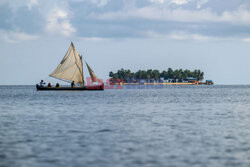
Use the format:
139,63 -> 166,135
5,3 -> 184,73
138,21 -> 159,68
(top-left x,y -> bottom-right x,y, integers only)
0,85 -> 250,167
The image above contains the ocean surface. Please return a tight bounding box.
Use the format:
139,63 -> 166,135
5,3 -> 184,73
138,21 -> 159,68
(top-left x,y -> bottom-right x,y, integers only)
0,85 -> 250,167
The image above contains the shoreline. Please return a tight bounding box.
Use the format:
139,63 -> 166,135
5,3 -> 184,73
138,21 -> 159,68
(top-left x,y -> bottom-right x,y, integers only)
121,82 -> 197,85
120,82 -> 213,85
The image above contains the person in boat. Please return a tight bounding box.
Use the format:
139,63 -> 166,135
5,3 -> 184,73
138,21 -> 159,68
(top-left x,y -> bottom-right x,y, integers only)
39,80 -> 45,87
47,83 -> 52,87
56,83 -> 60,88
71,81 -> 75,88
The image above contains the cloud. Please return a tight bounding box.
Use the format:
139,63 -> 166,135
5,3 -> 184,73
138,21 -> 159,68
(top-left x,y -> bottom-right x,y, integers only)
221,8 -> 250,25
27,0 -> 38,10
1,0 -> 250,41
72,0 -> 110,7
169,31 -> 210,40
169,0 -> 188,5
0,29 -> 39,43
142,30 -> 212,41
243,38 -> 250,42
90,0 -> 110,7
92,6 -> 250,26
148,0 -> 165,3
148,0 -> 189,5
45,8 -> 76,36
80,37 -> 108,41
196,0 -> 208,9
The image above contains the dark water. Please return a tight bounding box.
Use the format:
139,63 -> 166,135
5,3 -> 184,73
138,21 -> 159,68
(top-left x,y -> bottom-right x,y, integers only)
0,85 -> 250,167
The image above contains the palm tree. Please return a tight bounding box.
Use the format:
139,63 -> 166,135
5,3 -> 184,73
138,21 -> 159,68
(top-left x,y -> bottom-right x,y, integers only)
152,70 -> 160,81
109,68 -> 205,83
109,71 -> 114,78
167,68 -> 174,79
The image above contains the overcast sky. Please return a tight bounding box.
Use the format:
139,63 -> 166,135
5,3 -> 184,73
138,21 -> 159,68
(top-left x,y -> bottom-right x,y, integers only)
1,0 -> 250,85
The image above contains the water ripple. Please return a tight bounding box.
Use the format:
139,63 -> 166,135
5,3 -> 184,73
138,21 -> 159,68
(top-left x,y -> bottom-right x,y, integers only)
0,85 -> 250,167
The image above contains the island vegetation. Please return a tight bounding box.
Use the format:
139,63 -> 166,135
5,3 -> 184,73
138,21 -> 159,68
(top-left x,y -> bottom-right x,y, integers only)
109,68 -> 204,83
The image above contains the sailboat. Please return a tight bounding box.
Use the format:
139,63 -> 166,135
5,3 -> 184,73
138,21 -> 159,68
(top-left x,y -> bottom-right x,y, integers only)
36,42 -> 104,91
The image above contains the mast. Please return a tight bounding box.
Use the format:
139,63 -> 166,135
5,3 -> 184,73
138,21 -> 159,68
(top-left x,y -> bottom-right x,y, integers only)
71,42 -> 84,86
80,55 -> 85,85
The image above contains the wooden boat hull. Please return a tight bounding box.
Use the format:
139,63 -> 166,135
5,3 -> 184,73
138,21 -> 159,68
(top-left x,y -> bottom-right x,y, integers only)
36,84 -> 104,91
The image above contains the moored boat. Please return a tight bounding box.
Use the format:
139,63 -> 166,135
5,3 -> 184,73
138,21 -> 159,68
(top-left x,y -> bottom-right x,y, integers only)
36,42 -> 104,91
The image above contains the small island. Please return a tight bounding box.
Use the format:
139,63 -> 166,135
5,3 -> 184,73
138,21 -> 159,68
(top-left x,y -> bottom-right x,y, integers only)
109,68 -> 213,85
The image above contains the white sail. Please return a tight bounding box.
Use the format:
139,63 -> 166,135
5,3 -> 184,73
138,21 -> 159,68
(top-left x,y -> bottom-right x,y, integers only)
50,42 -> 84,85
85,61 -> 99,82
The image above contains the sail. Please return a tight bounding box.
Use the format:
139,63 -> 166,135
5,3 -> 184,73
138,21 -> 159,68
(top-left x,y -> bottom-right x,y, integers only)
49,42 -> 84,85
85,61 -> 99,82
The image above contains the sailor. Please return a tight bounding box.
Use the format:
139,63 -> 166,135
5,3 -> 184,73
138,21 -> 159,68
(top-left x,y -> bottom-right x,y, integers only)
40,80 -> 45,87
56,83 -> 60,88
71,81 -> 75,88
47,83 -> 52,87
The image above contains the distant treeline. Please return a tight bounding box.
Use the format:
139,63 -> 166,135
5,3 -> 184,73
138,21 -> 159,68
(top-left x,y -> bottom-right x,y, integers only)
109,68 -> 204,82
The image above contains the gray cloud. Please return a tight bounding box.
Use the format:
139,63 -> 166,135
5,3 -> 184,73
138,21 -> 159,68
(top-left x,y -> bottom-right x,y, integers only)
1,0 -> 250,42
0,4 -> 13,30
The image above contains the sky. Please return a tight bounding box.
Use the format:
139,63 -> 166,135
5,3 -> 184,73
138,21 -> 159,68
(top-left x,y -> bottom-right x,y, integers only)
1,0 -> 250,85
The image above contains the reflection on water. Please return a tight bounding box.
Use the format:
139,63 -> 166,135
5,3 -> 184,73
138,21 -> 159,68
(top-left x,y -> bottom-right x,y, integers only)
0,85 -> 250,167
